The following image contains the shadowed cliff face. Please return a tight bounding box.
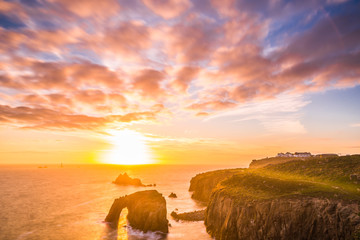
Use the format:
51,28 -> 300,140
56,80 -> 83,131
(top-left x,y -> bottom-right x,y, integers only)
206,191 -> 360,240
105,190 -> 169,233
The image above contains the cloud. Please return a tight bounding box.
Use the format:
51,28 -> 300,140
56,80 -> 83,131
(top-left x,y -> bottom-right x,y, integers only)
48,0 -> 121,18
99,21 -> 151,57
0,0 -> 359,133
206,94 -> 310,134
0,59 -> 123,91
187,100 -> 236,111
172,66 -> 200,92
165,17 -> 221,63
142,0 -> 192,19
0,104 -> 160,130
132,69 -> 166,98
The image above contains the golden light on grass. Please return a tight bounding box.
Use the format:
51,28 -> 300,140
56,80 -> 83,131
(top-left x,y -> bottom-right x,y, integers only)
100,129 -> 154,165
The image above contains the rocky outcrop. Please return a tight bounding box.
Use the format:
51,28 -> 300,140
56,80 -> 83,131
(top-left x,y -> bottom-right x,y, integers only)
112,173 -> 145,186
206,191 -> 360,240
105,190 -> 169,233
189,169 -> 241,202
168,192 -> 177,198
171,209 -> 205,221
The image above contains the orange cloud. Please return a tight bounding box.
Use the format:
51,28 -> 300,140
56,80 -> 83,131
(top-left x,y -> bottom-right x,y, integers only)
187,100 -> 236,111
165,18 -> 220,63
172,66 -> 200,92
142,0 -> 191,19
132,69 -> 166,98
48,0 -> 120,18
0,104 -> 161,130
97,21 -> 151,58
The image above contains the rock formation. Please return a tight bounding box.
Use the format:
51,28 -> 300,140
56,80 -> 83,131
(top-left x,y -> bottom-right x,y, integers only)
189,155 -> 360,239
171,209 -> 205,221
189,169 -> 241,202
112,173 -> 146,186
105,190 -> 169,233
168,192 -> 177,198
206,192 -> 360,240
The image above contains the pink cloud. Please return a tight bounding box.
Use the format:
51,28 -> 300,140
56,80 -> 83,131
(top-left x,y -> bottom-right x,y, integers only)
98,21 -> 151,58
0,104 -> 161,130
48,0 -> 120,18
132,69 -> 166,98
187,100 -> 236,111
172,66 -> 200,92
142,0 -> 192,19
165,18 -> 221,63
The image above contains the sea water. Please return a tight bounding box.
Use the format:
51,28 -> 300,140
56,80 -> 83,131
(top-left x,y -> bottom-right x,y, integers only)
0,164 -> 243,240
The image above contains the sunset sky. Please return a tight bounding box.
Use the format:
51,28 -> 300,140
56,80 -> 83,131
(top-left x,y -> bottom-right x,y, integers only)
0,0 -> 359,165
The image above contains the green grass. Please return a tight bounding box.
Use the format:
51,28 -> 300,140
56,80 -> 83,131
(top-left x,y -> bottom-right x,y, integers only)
214,155 -> 360,202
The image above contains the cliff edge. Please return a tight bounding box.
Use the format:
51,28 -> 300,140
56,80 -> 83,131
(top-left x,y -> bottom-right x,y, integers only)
189,168 -> 241,202
190,155 -> 360,239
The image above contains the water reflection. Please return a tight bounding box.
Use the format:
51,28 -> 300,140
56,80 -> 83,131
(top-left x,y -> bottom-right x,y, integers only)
117,208 -> 128,240
101,208 -> 167,240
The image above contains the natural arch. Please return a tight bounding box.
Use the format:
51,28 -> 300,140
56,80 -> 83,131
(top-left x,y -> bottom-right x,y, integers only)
105,190 -> 169,233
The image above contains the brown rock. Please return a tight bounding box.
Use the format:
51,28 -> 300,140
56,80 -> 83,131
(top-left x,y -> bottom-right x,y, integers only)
205,192 -> 360,240
105,190 -> 169,233
168,192 -> 177,198
112,173 -> 145,186
171,209 -> 205,221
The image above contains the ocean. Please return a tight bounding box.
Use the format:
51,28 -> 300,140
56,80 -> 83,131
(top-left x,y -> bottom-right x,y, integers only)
0,164 -> 243,240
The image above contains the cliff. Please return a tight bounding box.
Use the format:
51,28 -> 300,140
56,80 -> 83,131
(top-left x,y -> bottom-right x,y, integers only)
189,168 -> 242,202
249,156 -> 304,169
206,192 -> 360,239
105,190 -> 169,233
190,155 -> 360,239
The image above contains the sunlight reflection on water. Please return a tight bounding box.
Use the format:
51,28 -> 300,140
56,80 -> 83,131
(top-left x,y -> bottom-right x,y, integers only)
0,164 -> 243,240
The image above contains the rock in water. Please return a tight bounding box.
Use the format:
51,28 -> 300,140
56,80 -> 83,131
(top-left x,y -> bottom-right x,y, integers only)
168,192 -> 177,198
112,173 -> 145,186
105,190 -> 169,233
171,209 -> 205,221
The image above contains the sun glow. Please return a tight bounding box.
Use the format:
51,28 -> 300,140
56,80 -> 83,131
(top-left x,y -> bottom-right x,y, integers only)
101,129 -> 154,165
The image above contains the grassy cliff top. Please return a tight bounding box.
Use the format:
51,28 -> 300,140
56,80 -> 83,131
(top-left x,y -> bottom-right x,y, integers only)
249,157 -> 308,169
215,155 -> 360,201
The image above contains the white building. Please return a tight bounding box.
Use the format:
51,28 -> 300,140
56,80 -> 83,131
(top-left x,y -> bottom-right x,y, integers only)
277,152 -> 312,158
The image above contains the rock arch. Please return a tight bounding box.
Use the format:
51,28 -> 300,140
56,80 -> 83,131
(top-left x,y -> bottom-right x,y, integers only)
105,190 -> 169,233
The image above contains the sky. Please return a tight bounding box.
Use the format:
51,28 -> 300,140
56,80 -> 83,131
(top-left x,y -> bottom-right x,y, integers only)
0,0 -> 359,165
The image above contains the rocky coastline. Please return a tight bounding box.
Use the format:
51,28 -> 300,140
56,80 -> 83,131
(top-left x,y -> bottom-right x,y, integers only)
189,155 -> 360,239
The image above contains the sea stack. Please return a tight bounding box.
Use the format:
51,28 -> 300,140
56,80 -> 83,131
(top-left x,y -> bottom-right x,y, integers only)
112,173 -> 145,186
105,190 -> 169,233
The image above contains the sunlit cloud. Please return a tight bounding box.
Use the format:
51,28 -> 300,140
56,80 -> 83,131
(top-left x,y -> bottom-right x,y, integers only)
142,0 -> 192,19
0,0 -> 359,163
206,94 -> 310,134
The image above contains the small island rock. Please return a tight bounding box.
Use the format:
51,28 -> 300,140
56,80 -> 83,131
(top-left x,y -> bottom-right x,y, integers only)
168,192 -> 177,198
112,173 -> 145,186
170,209 -> 205,221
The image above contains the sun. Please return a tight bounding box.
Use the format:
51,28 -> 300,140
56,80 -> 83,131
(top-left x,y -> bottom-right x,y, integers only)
101,129 -> 154,165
